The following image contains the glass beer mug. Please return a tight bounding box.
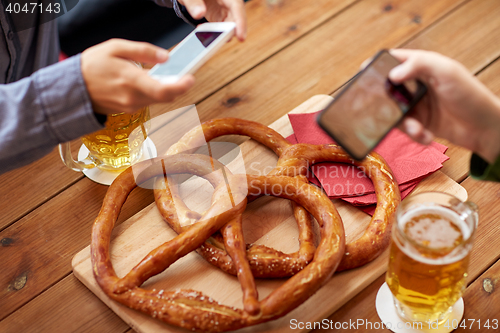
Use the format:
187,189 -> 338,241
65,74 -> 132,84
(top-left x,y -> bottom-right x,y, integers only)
386,192 -> 478,324
59,107 -> 150,172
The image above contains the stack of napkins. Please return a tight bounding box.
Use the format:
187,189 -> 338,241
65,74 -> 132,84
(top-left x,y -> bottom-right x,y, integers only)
286,111 -> 449,215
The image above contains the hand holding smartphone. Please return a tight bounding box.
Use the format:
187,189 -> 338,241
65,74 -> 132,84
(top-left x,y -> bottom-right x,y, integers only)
149,22 -> 236,84
317,50 -> 427,160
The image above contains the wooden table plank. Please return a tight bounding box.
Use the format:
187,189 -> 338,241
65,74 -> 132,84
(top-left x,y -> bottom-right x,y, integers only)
0,1 -> 476,326
181,0 -> 468,127
0,274 -> 129,333
0,0 -> 357,234
319,0 -> 500,321
479,57 -> 500,96
401,0 -> 500,182
404,0 -> 500,74
454,258 -> 500,332
150,0 -> 359,117
0,148 -> 83,231
322,176 -> 500,332
0,179 -> 153,320
3,0 -> 500,332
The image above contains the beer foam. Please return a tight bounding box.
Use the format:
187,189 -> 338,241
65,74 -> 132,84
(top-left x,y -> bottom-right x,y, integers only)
398,206 -> 471,265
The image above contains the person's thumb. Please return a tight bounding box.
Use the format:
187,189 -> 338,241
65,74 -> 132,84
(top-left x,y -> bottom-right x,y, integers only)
108,39 -> 169,65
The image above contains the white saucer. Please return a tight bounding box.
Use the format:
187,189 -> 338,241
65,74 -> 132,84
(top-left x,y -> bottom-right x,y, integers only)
376,282 -> 464,333
77,137 -> 157,186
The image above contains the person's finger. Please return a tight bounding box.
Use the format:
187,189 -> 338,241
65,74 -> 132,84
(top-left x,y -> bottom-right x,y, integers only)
179,0 -> 207,19
388,49 -> 417,62
223,0 -> 247,41
400,117 -> 435,145
133,74 -> 195,104
388,56 -> 438,84
107,39 -> 169,64
389,49 -> 447,84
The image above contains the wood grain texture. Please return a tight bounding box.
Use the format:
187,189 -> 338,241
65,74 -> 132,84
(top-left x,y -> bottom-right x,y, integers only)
404,0 -> 500,74
0,178 -> 154,320
2,0 -> 500,331
0,146 -> 83,231
150,0 -> 358,117
0,275 -> 129,333
455,258 -> 500,332
401,0 -> 500,183
480,58 -> 500,96
184,0 -> 467,126
71,95 -> 465,333
0,0 -> 356,235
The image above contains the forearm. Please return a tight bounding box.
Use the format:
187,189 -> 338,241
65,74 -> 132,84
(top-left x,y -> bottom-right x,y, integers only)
0,55 -> 103,174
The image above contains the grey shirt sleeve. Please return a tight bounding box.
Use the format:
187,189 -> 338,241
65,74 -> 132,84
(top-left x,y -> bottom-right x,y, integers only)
0,54 -> 103,174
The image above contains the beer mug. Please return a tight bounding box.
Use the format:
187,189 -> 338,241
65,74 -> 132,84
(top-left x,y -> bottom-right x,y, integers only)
59,107 -> 150,172
386,192 -> 478,324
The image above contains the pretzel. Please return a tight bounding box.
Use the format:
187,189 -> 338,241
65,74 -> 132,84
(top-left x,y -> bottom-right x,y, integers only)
91,154 -> 346,332
154,118 -> 400,276
155,118 -> 316,278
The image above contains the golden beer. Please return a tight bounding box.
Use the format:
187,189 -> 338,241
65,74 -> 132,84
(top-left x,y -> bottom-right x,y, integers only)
81,106 -> 150,171
386,192 -> 477,324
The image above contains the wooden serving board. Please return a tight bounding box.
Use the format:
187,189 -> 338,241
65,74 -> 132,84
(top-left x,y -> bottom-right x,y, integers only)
73,95 -> 467,333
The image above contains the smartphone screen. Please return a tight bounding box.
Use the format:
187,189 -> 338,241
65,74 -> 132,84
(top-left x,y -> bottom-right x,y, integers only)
317,50 -> 426,160
149,31 -> 223,77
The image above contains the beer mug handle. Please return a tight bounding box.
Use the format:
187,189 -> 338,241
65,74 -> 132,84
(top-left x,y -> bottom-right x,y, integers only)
451,198 -> 479,227
58,142 -> 96,172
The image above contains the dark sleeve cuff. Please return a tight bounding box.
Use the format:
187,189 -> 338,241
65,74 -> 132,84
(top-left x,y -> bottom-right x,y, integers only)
470,153 -> 500,182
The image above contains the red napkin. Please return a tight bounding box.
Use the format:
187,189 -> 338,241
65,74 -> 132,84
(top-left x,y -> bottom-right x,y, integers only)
286,111 -> 449,214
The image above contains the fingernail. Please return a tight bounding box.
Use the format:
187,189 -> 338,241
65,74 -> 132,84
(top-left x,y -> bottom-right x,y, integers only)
193,6 -> 204,18
156,50 -> 168,61
389,66 -> 405,81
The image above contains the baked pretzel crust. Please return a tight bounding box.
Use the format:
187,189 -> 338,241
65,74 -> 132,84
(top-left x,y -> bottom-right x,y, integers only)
154,118 -> 400,276
91,154 -> 346,332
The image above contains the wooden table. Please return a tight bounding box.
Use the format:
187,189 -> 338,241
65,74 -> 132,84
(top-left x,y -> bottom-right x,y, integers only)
1,0 -> 500,332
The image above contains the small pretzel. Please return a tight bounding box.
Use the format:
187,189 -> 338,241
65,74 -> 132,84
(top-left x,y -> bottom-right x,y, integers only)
155,118 -> 400,276
91,154 -> 345,332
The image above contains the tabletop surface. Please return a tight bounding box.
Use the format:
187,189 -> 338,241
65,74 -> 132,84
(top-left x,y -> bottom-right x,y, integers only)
1,0 -> 500,332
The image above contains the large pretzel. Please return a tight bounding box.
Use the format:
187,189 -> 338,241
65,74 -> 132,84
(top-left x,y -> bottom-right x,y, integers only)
91,154 -> 346,332
154,118 -> 400,276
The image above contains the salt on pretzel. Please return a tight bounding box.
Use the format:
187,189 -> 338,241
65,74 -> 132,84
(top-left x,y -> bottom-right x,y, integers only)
155,118 -> 400,276
91,154 -> 345,332
276,143 -> 400,270
155,118 -> 317,278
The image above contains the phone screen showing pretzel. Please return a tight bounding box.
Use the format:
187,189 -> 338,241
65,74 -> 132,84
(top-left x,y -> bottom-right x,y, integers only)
317,50 -> 427,160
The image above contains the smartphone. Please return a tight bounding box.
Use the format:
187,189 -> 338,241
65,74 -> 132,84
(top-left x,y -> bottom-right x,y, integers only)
317,49 -> 427,160
148,22 -> 236,84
